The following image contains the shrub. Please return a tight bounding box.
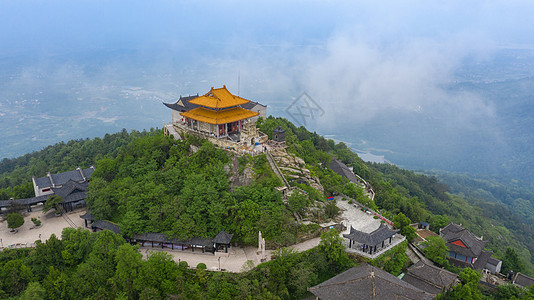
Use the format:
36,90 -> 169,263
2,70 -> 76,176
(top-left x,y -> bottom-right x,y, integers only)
348,199 -> 353,204
325,201 -> 340,219
196,263 -> 207,270
372,241 -> 408,276
178,261 -> 189,269
31,217 -> 41,227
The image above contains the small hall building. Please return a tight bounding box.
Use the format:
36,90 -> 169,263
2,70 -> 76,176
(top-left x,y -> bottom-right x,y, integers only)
343,223 -> 400,256
440,222 -> 502,273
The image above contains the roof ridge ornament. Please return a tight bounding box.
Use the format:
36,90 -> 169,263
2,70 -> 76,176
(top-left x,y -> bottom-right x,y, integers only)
47,172 -> 56,188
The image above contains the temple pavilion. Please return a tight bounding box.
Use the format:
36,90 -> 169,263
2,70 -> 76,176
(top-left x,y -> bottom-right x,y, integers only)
164,86 -> 267,148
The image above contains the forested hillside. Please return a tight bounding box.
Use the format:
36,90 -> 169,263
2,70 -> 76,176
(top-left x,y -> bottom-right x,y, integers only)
369,164 -> 534,273
0,227 -> 357,299
1,120 -> 534,298
2,119 -> 530,272
257,117 -> 534,274
0,128 -> 158,200
86,133 -> 315,246
432,171 -> 534,227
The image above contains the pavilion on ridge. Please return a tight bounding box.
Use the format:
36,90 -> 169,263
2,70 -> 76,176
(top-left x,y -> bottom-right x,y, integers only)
163,86 -> 268,149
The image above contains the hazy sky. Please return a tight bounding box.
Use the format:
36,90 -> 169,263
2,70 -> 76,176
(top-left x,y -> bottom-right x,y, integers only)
2,1 -> 533,114
2,1 -> 533,54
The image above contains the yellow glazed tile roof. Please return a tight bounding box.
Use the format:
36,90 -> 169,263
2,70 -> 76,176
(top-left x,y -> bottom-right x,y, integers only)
188,85 -> 250,109
181,107 -> 259,125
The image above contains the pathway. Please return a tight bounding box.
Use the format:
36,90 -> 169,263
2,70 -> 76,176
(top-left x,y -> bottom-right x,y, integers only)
138,237 -> 322,273
0,205 -> 86,250
164,123 -> 182,140
266,151 -> 289,188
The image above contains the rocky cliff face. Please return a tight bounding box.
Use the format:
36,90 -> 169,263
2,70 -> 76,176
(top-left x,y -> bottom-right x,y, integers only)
269,148 -> 324,193
226,155 -> 255,190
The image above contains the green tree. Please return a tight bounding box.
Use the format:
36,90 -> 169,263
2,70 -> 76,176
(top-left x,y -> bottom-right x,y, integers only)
72,255 -> 115,299
458,268 -> 482,284
421,236 -> 450,268
324,201 -> 340,219
7,212 -> 24,232
136,251 -> 181,298
91,229 -> 126,260
288,261 -> 316,298
438,268 -> 482,300
42,266 -> 71,300
494,284 -> 527,299
0,259 -> 33,296
21,281 -> 46,300
372,241 -> 409,276
43,195 -> 64,214
30,234 -> 66,279
120,210 -> 144,237
401,225 -> 417,243
61,227 -> 94,267
287,191 -> 307,214
501,247 -> 525,274
318,229 -> 351,268
430,215 -> 450,234
393,212 -> 411,229
393,212 -> 417,242
342,182 -> 367,204
30,217 -> 41,227
112,244 -> 143,299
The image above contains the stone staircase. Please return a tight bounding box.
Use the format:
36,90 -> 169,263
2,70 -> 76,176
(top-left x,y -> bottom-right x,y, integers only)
266,151 -> 290,188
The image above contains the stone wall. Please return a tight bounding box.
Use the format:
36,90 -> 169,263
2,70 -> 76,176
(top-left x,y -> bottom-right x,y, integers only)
171,110 -> 182,125
172,122 -> 269,153
174,125 -> 241,150
199,121 -> 210,133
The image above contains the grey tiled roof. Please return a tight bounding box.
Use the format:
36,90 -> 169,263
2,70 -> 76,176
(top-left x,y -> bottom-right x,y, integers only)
514,273 -> 534,288
51,170 -> 83,185
82,167 -> 94,179
272,126 -> 285,133
441,223 -> 487,258
34,176 -> 52,188
92,220 -> 121,235
132,232 -> 219,248
241,101 -> 266,110
329,159 -> 359,184
308,263 -> 434,300
52,180 -> 88,202
213,231 -> 234,244
2,179 -> 89,210
473,250 -> 493,270
0,195 -> 48,208
164,95 -> 266,113
80,210 -> 94,221
487,256 -> 501,267
402,260 -> 458,294
133,232 -> 170,243
189,237 -> 214,248
343,223 -> 399,246
163,95 -> 200,112
34,167 -> 94,189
